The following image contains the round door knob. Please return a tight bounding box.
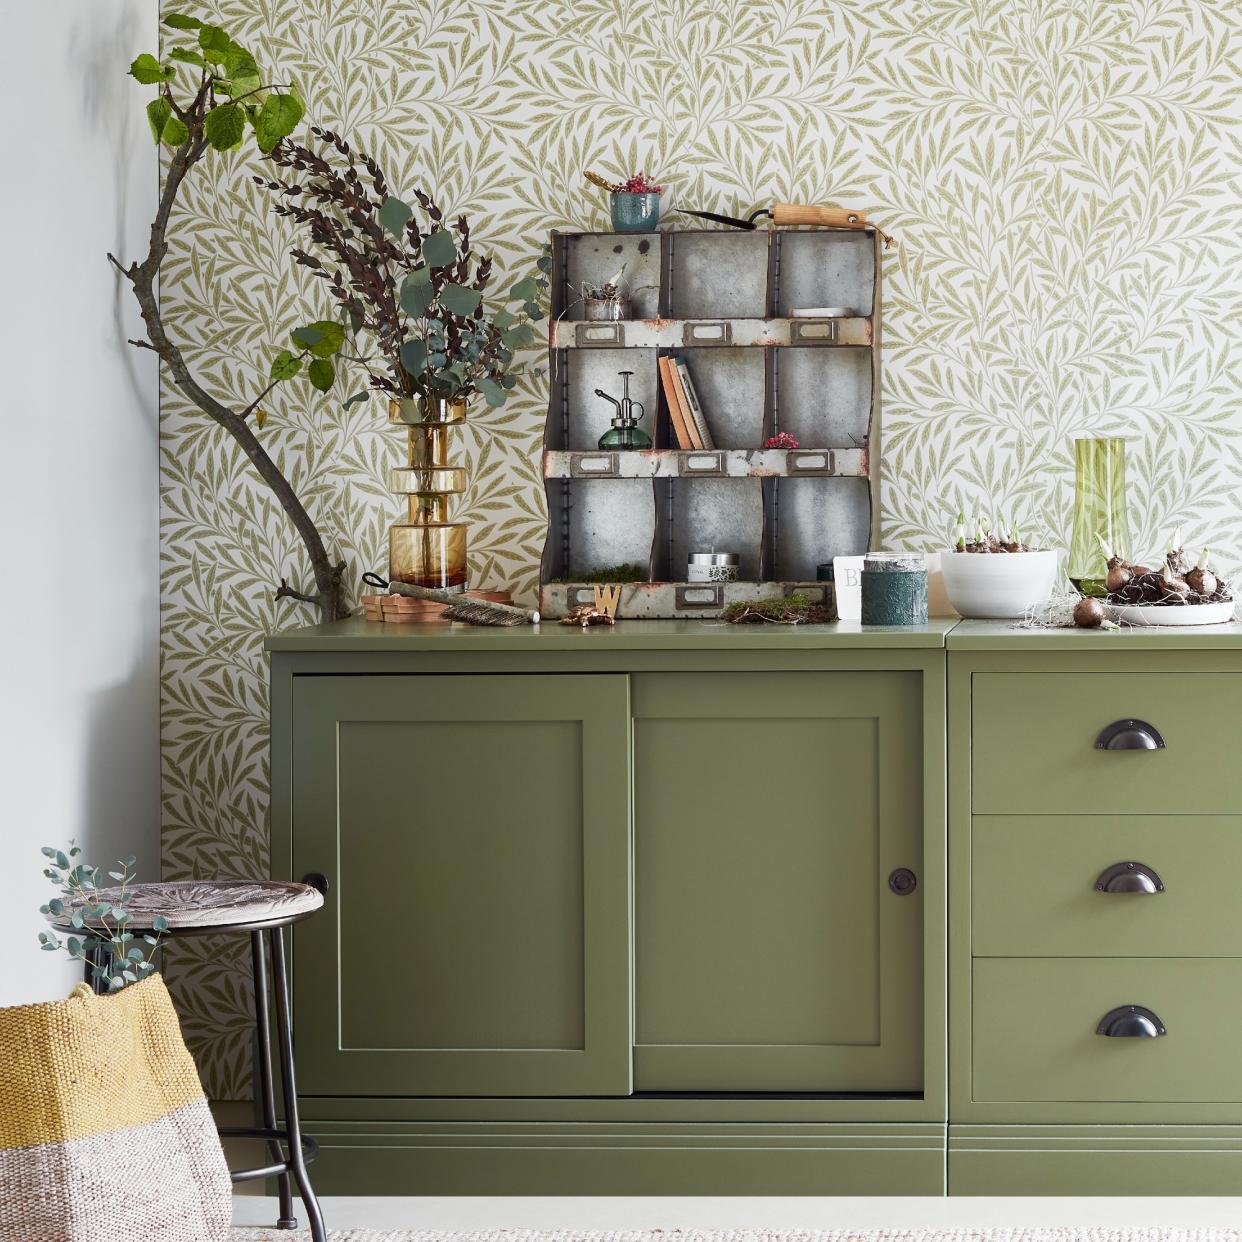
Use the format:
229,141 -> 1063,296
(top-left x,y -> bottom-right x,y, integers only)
1096,1004 -> 1166,1038
1095,719 -> 1165,750
300,872 -> 330,896
1094,861 -> 1165,894
888,867 -> 918,896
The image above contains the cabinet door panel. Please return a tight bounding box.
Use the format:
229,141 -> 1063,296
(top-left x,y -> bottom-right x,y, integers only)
632,671 -> 923,1093
292,674 -> 632,1098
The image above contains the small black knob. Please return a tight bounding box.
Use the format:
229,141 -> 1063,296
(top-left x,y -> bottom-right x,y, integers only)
1095,719 -> 1165,750
301,872 -> 330,896
1096,1004 -> 1166,1038
1095,861 -> 1165,894
888,867 -> 918,896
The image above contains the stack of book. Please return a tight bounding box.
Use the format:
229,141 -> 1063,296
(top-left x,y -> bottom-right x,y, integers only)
658,355 -> 714,450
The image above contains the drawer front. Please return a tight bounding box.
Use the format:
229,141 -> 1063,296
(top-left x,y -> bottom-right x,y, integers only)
973,958 -> 1242,1102
972,673 -> 1242,814
973,815 -> 1242,956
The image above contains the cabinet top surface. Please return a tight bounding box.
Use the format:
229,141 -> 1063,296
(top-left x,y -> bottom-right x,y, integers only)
948,617 -> 1242,649
266,617 -> 956,652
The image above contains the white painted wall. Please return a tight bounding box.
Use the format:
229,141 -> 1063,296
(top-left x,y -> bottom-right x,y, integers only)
0,3 -> 159,1004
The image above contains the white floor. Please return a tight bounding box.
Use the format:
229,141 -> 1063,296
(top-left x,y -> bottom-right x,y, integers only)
232,1197 -> 1242,1231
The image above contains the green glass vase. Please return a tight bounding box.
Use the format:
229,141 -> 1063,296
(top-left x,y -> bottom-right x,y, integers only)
1068,437 -> 1130,597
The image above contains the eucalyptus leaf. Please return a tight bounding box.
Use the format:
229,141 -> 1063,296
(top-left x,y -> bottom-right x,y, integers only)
439,283 -> 482,316
378,196 -> 413,237
510,275 -> 540,301
400,271 -> 433,317
477,378 -> 508,407
343,390 -> 370,410
422,229 -> 456,268
152,915 -> 169,933
399,339 -> 428,375
502,323 -> 536,350
491,309 -> 518,330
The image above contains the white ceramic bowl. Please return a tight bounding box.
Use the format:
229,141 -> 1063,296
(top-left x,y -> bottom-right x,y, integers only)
940,549 -> 1059,619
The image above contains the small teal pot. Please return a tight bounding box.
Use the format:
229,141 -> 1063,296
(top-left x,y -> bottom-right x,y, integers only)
610,192 -> 660,233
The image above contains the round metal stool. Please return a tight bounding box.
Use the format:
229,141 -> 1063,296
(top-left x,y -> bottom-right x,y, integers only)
57,880 -> 326,1242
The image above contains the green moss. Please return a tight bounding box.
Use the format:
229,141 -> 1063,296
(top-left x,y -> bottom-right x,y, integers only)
558,563 -> 648,584
720,592 -> 833,624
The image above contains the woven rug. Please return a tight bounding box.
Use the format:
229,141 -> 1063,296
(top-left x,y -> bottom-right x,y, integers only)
229,1230 -> 1242,1241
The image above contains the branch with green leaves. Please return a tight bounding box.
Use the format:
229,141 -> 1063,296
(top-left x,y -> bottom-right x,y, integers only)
117,11 -> 348,621
257,129 -> 551,409
38,843 -> 168,992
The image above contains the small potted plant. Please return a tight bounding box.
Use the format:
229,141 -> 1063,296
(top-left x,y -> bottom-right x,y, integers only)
580,264 -> 653,321
586,170 -> 663,233
939,514 -> 1059,618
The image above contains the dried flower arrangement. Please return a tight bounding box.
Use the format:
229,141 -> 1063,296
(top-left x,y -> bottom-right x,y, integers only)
258,132 -> 550,410
585,170 -> 664,195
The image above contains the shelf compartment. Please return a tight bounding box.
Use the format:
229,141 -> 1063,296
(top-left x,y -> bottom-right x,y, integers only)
551,317 -> 872,350
775,230 -> 877,317
543,447 -> 867,480
560,233 -> 661,321
541,578 -> 832,620
769,476 -> 873,581
549,348 -> 659,451
542,478 -> 656,583
667,232 -> 770,319
655,477 -> 764,582
671,348 -> 765,449
773,347 -> 874,448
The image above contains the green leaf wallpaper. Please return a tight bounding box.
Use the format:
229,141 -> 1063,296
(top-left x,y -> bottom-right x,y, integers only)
159,0 -> 1242,1096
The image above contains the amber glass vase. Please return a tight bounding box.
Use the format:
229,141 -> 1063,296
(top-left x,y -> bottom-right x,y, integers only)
388,396 -> 469,590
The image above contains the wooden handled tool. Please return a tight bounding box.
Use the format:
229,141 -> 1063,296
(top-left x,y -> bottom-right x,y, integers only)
381,579 -> 540,625
771,203 -> 868,229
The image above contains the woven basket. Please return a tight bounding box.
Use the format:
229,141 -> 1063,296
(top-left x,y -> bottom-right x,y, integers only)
0,974 -> 231,1242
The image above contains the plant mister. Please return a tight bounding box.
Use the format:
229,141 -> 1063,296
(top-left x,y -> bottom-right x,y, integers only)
595,370 -> 650,450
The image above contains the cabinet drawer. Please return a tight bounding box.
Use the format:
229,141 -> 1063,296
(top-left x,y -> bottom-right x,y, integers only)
973,958 -> 1242,1102
973,815 -> 1242,956
972,673 -> 1242,814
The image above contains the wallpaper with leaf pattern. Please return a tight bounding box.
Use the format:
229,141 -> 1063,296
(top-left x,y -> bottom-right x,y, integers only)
160,0 -> 1242,1097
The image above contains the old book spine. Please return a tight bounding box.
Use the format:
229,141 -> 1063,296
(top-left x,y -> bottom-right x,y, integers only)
675,358 -> 714,450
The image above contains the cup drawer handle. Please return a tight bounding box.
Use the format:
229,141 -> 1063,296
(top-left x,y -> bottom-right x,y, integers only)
1094,861 -> 1165,894
1095,719 -> 1165,750
1096,1005 -> 1167,1038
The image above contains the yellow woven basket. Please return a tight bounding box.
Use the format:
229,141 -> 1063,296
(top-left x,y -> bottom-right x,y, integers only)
0,974 -> 231,1242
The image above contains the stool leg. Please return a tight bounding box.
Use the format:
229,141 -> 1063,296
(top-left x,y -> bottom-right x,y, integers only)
251,931 -> 296,1229
270,925 -> 325,1242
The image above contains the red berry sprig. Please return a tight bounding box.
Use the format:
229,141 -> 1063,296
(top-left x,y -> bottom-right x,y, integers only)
616,172 -> 662,195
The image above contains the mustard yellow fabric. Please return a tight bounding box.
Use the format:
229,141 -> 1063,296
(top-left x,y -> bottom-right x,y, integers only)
0,974 -> 205,1150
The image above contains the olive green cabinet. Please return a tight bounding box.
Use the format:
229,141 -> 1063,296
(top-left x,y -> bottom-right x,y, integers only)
290,673 -> 633,1098
633,671 -> 923,1093
948,623 -> 1242,1196
268,620 -> 949,1195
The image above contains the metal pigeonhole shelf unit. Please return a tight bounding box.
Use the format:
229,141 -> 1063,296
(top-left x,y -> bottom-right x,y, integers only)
540,225 -> 882,619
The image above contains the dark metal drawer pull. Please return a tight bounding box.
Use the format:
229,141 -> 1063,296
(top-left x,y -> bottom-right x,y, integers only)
1095,719 -> 1165,750
1094,861 -> 1165,894
1096,1005 -> 1166,1038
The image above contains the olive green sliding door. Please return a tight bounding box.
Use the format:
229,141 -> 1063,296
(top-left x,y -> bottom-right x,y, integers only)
631,671 -> 924,1093
291,673 -> 632,1098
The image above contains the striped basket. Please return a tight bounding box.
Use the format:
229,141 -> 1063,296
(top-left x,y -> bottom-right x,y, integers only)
0,974 -> 231,1242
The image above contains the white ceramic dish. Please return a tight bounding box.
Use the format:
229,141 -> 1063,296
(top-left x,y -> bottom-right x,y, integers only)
940,549 -> 1059,619
1105,599 -> 1236,627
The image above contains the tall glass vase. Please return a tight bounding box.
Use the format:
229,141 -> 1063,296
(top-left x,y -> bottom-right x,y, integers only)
388,396 -> 469,590
1068,437 -> 1130,597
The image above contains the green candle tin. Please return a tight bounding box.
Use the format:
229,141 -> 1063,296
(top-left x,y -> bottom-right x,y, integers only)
860,553 -> 928,626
